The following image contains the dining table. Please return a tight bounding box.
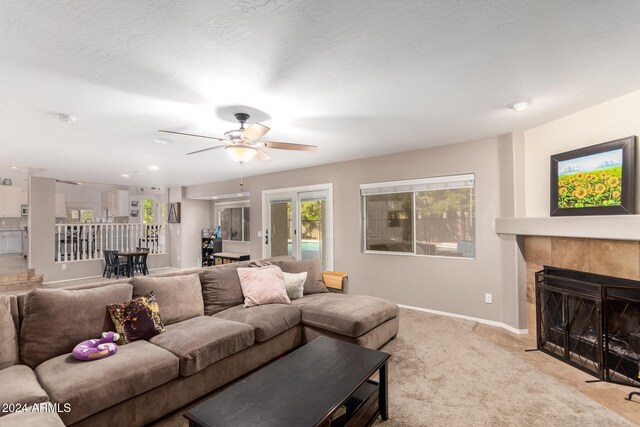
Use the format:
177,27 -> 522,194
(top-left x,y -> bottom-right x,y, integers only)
118,251 -> 148,278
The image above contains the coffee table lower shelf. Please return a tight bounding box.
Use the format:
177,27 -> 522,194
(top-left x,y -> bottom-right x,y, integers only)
330,380 -> 380,427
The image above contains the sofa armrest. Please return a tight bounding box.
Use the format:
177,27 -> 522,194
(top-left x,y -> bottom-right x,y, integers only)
322,271 -> 349,294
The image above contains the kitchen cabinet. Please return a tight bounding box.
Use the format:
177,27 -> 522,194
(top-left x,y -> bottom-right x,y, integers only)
0,186 -> 21,217
55,194 -> 66,218
105,190 -> 129,217
0,230 -> 22,254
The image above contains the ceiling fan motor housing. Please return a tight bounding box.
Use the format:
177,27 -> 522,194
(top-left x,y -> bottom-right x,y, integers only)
234,113 -> 250,124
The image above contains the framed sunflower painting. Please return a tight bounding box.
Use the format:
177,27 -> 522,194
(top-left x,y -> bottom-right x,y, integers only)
550,136 -> 636,216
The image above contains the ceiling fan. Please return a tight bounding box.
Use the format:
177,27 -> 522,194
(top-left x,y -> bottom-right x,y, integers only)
159,113 -> 317,163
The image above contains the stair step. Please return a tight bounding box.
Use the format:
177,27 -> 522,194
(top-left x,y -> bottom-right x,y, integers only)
0,274 -> 44,293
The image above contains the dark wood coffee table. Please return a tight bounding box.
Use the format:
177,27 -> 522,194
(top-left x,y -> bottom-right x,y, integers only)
184,336 -> 391,427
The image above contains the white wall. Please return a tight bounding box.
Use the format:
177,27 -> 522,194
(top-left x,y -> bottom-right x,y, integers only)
524,89 -> 640,217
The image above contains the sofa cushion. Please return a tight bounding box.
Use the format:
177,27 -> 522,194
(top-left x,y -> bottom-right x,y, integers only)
300,294 -> 399,337
237,265 -> 291,307
0,296 -> 19,369
0,365 -> 49,415
149,316 -> 254,377
131,274 -> 204,325
35,340 -> 178,425
199,261 -> 251,315
19,283 -> 133,368
107,291 -> 166,345
274,258 -> 328,295
214,304 -> 301,342
0,410 -> 65,427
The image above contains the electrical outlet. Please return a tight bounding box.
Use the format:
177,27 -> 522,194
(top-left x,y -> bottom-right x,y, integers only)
61,264 -> 66,270
485,293 -> 492,304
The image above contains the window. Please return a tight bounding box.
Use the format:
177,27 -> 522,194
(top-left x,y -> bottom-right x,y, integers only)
217,202 -> 250,242
361,174 -> 475,258
66,208 -> 94,223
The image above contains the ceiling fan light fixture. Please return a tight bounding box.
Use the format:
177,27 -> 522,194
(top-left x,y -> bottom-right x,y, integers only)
224,128 -> 244,142
225,145 -> 257,163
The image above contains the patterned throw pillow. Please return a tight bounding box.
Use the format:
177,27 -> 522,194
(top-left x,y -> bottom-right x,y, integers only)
107,291 -> 165,345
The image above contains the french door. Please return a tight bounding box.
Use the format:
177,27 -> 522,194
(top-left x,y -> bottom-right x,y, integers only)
263,184 -> 333,271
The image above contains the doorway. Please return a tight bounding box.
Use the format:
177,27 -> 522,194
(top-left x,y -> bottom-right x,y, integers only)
263,184 -> 333,271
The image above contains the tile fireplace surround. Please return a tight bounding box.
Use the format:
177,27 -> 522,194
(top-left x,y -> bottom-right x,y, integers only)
524,237 -> 640,337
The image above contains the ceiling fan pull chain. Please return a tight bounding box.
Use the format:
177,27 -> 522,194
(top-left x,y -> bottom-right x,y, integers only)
239,162 -> 244,190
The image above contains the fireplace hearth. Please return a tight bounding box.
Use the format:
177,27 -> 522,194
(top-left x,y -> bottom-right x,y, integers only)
536,266 -> 640,387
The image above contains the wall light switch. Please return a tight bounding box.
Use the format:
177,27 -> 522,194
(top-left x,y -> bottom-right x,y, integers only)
61,264 -> 66,270
485,293 -> 492,304
257,231 -> 262,237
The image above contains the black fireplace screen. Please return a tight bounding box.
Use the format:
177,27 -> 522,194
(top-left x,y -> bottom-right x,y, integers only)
536,266 -> 640,387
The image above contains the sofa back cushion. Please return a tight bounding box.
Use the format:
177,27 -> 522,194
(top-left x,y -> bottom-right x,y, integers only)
0,296 -> 19,369
199,261 -> 251,315
19,283 -> 133,368
274,258 -> 328,295
130,274 -> 204,325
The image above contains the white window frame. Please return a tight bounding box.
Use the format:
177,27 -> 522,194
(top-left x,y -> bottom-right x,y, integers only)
361,174 -> 475,260
215,200 -> 250,242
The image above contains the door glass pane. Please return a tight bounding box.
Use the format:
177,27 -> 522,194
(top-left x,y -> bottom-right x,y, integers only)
300,197 -> 325,269
270,201 -> 292,257
365,193 -> 413,252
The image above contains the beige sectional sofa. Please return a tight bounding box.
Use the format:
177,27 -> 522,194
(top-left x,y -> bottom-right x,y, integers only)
0,256 -> 399,426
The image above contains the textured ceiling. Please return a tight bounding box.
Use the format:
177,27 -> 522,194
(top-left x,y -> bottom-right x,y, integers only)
2,1 -> 640,187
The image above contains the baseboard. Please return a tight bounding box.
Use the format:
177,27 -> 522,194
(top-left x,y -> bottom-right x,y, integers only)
399,304 -> 528,335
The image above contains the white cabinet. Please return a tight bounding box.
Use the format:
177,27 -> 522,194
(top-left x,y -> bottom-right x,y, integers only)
0,186 -> 21,217
1,231 -> 22,254
55,194 -> 66,218
105,190 -> 129,217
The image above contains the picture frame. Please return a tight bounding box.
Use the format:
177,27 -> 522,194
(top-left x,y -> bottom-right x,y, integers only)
168,202 -> 181,223
131,200 -> 139,207
130,209 -> 139,217
550,136 -> 636,216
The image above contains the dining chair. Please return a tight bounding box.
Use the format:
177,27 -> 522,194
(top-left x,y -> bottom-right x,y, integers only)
132,252 -> 149,275
103,250 -> 129,279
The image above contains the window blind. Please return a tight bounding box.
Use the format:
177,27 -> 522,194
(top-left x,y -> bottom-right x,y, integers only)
360,174 -> 474,196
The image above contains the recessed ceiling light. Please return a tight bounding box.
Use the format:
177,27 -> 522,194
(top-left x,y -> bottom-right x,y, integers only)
131,171 -> 143,175
121,174 -> 130,178
508,100 -> 532,112
11,166 -> 18,170
154,137 -> 175,145
57,113 -> 77,123
148,165 -> 159,171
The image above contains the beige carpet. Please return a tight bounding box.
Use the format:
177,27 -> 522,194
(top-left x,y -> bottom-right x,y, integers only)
156,308 -> 634,427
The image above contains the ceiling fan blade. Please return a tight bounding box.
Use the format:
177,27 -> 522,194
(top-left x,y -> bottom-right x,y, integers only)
186,145 -> 225,156
255,148 -> 272,162
242,123 -> 270,141
159,130 -> 224,141
263,141 -> 318,151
